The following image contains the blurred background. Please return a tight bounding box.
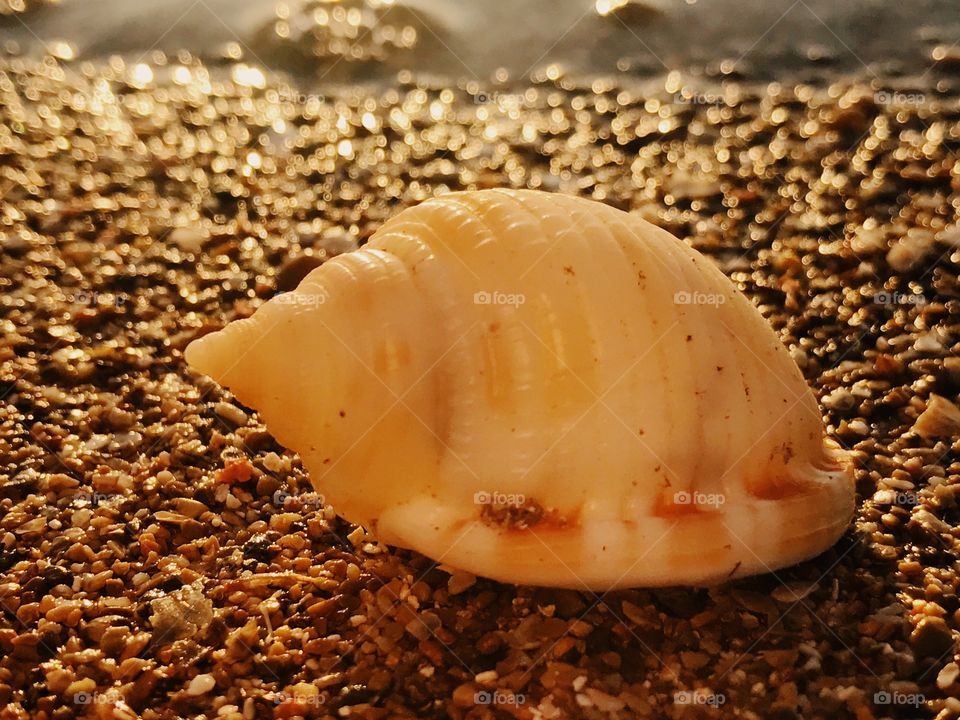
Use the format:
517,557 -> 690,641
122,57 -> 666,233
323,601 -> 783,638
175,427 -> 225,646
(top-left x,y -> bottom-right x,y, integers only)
3,0 -> 959,85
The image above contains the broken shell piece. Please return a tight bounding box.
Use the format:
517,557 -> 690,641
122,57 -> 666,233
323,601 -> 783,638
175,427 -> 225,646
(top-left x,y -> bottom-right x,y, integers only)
185,189 -> 854,589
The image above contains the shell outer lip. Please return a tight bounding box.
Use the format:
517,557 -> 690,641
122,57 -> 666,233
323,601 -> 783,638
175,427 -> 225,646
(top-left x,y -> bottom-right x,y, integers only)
372,458 -> 855,590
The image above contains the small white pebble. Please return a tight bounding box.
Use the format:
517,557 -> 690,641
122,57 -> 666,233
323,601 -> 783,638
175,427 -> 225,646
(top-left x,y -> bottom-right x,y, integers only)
474,670 -> 498,685
187,673 -> 216,695
346,527 -> 366,547
822,387 -> 855,411
262,452 -> 283,472
846,419 -> 869,435
214,401 -> 248,426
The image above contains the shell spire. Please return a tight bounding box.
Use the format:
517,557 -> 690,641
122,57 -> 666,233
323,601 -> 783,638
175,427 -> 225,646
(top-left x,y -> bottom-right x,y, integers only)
186,189 -> 854,589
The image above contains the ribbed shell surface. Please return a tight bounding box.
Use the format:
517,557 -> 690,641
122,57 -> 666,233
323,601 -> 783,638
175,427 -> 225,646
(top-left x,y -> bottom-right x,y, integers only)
185,189 -> 853,588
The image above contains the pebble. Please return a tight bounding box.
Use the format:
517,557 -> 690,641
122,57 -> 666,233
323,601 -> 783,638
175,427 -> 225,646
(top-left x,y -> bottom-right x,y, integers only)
452,683 -> 478,708
214,401 -> 249,427
447,570 -> 477,595
913,394 -> 960,439
111,431 -> 143,450
846,418 -> 869,435
938,662 -> 960,689
187,673 -> 216,695
262,452 -> 283,473
822,387 -> 855,411
474,670 -> 498,685
174,498 -> 209,519
910,616 -> 955,657
911,508 -> 951,533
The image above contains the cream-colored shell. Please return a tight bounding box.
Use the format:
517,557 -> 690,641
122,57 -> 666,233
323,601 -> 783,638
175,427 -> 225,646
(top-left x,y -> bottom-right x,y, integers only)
186,189 -> 854,589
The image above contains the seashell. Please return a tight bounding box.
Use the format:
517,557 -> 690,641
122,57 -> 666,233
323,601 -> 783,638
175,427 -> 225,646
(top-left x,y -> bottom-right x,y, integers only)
185,189 -> 854,589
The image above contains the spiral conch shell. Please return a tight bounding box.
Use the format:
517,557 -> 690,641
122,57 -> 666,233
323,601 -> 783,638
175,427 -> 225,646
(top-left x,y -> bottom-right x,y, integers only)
186,189 -> 854,589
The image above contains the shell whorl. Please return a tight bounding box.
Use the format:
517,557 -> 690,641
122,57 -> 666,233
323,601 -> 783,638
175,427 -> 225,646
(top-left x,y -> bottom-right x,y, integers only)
186,189 -> 853,588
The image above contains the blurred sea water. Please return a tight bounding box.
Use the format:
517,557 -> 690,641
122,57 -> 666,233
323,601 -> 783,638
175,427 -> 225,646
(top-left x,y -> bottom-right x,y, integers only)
2,0 -> 959,85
